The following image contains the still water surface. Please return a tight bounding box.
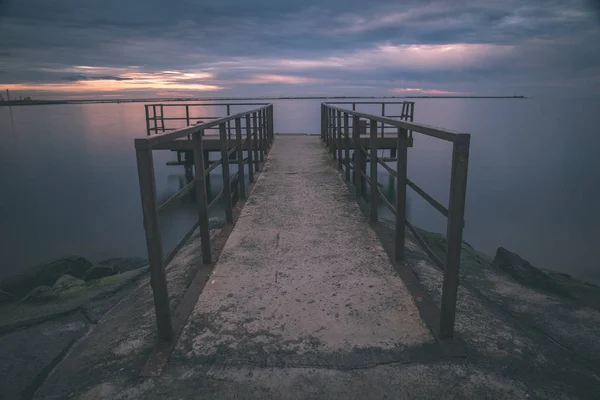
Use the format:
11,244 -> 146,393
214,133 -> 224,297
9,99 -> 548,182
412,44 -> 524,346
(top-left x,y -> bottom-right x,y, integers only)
1,98 -> 599,284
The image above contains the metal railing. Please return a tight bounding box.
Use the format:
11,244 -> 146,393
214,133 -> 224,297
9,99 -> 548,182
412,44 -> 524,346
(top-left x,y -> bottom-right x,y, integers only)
144,102 -> 270,138
321,103 -> 470,339
135,104 -> 274,341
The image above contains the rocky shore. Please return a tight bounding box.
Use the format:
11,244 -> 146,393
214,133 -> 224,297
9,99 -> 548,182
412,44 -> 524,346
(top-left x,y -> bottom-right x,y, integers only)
0,218 -> 226,399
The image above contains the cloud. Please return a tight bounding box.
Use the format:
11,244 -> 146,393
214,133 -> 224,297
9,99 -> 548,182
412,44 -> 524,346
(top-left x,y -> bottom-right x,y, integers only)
0,0 -> 599,98
61,74 -> 133,82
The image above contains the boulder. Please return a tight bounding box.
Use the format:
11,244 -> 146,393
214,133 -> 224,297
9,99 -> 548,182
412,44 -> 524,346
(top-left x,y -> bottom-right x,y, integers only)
94,257 -> 148,274
0,256 -> 93,298
0,289 -> 17,304
52,274 -> 86,291
209,217 -> 226,230
84,265 -> 116,281
492,247 -> 574,299
23,285 -> 60,303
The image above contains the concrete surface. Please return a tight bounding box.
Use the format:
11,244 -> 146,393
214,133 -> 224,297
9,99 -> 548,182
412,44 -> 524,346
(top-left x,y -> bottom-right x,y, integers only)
175,135 -> 433,368
30,136 -> 600,400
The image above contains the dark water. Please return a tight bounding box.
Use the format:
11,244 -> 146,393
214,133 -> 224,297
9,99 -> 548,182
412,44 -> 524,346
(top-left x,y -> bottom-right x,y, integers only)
1,98 -> 599,284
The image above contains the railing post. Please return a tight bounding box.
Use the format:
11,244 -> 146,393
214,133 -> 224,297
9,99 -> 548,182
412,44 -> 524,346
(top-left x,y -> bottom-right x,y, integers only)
328,108 -> 333,150
145,105 -> 151,136
439,134 -> 470,339
269,104 -> 274,146
160,105 -> 165,132
185,105 -> 190,126
369,118 -> 378,223
395,128 -> 408,262
134,141 -> 172,342
336,110 -> 343,168
332,109 -> 337,159
258,110 -> 265,162
352,116 -> 362,197
344,112 -> 350,182
219,123 -> 233,224
261,109 -> 268,157
321,105 -> 325,140
252,112 -> 260,172
380,103 -> 385,138
235,118 -> 246,199
245,114 -> 254,182
226,104 -> 231,140
192,130 -> 212,265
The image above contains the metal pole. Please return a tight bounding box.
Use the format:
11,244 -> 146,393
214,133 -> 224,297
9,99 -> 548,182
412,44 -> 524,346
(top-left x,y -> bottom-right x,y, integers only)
252,112 -> 259,172
245,114 -> 254,182
226,104 -> 231,140
370,119 -> 378,223
439,134 -> 470,339
134,141 -> 172,341
219,123 -> 233,224
144,105 -> 150,136
353,116 -> 362,197
395,128 -> 408,262
344,112 -> 350,182
192,130 -> 212,265
336,110 -> 343,168
235,118 -> 246,199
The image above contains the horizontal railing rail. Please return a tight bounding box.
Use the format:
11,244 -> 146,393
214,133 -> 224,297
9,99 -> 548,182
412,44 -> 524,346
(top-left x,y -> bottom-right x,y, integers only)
321,103 -> 470,339
135,103 -> 274,341
144,102 -> 271,137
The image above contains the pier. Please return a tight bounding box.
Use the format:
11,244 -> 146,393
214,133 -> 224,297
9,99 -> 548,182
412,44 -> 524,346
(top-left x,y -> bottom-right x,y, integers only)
134,101 -> 469,350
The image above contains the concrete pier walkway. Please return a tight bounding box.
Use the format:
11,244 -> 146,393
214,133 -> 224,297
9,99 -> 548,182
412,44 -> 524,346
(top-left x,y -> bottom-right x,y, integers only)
174,135 -> 433,366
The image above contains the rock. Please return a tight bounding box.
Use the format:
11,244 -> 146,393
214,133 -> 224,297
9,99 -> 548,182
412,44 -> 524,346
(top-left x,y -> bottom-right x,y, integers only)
94,257 -> 148,274
84,265 -> 116,281
0,289 -> 17,304
0,256 -> 93,298
23,286 -> 60,303
209,217 -> 226,230
492,247 -> 575,299
53,274 -> 86,291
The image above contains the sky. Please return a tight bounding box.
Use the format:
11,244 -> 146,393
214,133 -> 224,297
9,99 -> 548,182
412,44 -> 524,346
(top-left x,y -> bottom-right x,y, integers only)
0,0 -> 599,99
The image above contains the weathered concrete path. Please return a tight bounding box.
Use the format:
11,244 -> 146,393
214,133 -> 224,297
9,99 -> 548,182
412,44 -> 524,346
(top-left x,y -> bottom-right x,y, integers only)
174,135 -> 433,367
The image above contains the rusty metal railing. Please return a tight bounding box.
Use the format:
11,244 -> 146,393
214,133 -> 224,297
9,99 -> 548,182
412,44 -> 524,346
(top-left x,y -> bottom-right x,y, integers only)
135,104 -> 274,341
321,102 -> 470,339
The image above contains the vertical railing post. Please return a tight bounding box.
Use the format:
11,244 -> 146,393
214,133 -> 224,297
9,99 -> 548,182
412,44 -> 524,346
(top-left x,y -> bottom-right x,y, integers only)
185,105 -> 190,126
321,105 -> 325,140
269,104 -> 274,146
152,105 -> 157,134
395,127 -> 408,262
245,114 -> 254,182
192,130 -> 212,265
332,109 -> 337,159
219,123 -> 233,224
144,105 -> 151,136
336,110 -> 343,168
258,110 -> 265,162
261,109 -> 268,157
160,105 -> 165,132
381,103 -> 385,138
252,112 -> 260,172
439,134 -> 470,339
369,119 -> 378,223
134,140 -> 172,342
235,118 -> 246,199
344,112 -> 350,182
226,104 -> 231,140
352,116 -> 362,197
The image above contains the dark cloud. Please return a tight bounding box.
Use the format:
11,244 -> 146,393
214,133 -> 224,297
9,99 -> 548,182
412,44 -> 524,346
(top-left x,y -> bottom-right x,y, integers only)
61,74 -> 133,82
0,0 -> 599,97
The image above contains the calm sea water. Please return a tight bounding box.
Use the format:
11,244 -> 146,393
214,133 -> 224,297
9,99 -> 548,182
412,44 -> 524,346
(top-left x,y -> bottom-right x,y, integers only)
1,98 -> 599,284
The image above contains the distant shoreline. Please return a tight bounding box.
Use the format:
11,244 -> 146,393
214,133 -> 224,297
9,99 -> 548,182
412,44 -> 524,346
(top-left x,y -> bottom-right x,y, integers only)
0,95 -> 527,107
